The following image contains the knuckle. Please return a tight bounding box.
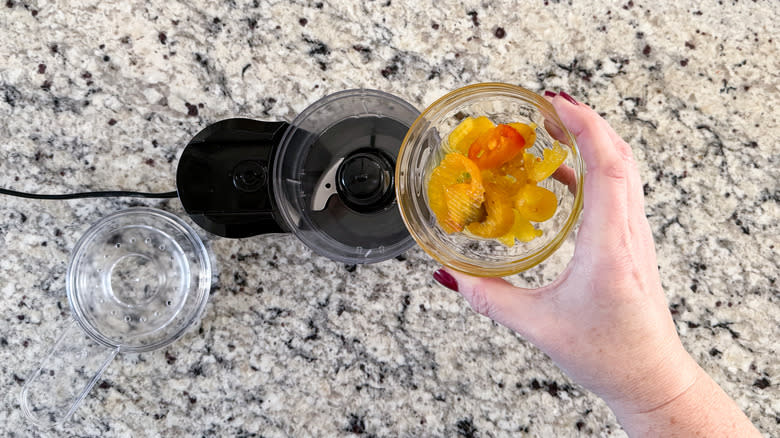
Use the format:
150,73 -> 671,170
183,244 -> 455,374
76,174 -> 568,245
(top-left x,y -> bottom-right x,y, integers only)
465,284 -> 495,319
599,159 -> 628,181
617,140 -> 635,161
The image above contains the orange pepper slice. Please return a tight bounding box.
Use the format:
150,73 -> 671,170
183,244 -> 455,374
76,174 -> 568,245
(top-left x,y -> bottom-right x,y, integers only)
507,122 -> 537,149
468,125 -> 526,170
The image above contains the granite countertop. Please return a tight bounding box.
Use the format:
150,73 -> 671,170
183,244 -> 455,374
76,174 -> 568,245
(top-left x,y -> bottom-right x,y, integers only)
0,0 -> 777,436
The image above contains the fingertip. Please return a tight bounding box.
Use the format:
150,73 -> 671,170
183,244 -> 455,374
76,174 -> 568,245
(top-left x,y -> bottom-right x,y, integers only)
442,268 -> 510,293
552,96 -> 623,177
441,268 -> 543,323
551,95 -> 593,137
433,268 -> 459,292
558,91 -> 578,106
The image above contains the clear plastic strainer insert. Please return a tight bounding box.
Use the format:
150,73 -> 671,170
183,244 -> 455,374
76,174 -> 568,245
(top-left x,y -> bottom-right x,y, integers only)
20,208 -> 212,427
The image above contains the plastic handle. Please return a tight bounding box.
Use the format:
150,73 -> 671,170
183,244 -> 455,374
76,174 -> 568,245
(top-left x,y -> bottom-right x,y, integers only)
20,321 -> 119,427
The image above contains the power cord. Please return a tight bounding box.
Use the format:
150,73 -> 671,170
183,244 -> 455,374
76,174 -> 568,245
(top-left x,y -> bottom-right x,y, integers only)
0,188 -> 178,200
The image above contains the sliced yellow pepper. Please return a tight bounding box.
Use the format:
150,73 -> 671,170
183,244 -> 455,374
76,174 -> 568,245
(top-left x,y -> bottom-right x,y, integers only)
526,141 -> 568,182
497,210 -> 543,247
466,183 -> 514,238
447,116 -> 495,154
515,184 -> 558,222
427,153 -> 485,233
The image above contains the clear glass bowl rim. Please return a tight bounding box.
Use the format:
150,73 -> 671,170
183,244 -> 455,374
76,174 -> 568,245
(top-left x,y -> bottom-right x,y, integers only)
395,82 -> 585,277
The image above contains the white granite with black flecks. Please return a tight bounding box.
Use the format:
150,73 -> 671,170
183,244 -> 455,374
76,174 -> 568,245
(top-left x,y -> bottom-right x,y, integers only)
0,0 -> 777,436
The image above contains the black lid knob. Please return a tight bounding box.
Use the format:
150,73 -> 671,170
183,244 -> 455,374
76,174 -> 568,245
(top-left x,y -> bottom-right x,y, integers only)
232,160 -> 267,193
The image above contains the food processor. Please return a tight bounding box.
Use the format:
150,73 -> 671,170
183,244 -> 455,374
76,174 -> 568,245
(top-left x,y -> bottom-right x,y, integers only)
176,89 -> 420,264
18,88 -> 421,426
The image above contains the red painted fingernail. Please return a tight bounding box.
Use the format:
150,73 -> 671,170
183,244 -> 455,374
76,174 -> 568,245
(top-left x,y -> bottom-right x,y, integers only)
543,91 -> 557,98
433,269 -> 458,292
559,91 -> 578,105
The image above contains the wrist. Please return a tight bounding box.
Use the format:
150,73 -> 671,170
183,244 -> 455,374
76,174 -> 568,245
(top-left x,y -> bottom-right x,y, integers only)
614,365 -> 762,437
603,340 -> 701,417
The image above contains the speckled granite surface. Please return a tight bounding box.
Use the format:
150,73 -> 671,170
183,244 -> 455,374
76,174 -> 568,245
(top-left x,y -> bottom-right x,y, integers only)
1,0 -> 777,436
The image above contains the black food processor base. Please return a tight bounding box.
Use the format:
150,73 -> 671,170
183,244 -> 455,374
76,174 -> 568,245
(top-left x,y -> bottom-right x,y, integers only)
176,118 -> 289,238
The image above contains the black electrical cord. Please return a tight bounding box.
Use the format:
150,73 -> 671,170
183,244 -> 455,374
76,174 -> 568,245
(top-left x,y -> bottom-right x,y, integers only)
0,188 -> 178,200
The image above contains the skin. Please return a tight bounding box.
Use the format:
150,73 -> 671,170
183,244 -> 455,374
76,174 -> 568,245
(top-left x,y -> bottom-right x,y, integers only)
440,95 -> 762,437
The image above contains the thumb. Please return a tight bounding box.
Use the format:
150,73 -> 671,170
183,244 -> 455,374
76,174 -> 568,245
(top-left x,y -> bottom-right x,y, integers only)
433,268 -> 550,338
551,95 -> 626,180
551,95 -> 630,240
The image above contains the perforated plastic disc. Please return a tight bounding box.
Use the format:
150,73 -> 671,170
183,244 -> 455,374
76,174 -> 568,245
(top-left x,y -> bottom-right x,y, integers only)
67,208 -> 211,352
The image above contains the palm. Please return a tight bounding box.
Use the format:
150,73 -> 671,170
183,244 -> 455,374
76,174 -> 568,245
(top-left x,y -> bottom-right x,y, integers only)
445,96 -> 697,413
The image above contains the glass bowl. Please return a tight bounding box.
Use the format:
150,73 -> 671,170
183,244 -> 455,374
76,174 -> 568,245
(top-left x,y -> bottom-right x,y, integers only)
395,83 -> 584,277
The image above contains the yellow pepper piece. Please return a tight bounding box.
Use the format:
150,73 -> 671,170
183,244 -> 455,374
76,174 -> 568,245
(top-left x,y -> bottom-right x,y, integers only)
527,141 -> 568,182
447,116 -> 495,154
427,153 -> 485,233
466,183 -> 514,238
445,183 -> 485,232
497,209 -> 543,247
515,184 -> 558,222
498,152 -> 529,190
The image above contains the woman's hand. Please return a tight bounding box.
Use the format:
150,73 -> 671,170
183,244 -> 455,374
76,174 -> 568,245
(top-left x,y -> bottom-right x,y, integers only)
434,93 -> 760,436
